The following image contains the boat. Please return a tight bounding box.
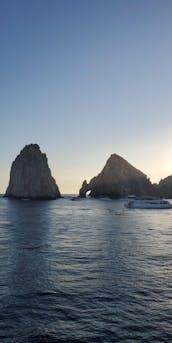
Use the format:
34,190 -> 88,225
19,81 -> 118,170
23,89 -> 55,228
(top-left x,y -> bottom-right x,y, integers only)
125,198 -> 172,209
70,196 -> 82,201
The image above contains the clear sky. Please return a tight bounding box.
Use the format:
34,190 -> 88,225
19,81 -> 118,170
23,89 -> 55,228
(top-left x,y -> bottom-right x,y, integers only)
1,0 -> 172,194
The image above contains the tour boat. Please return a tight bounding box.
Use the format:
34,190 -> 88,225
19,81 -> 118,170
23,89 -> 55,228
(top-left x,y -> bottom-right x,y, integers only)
126,198 -> 172,209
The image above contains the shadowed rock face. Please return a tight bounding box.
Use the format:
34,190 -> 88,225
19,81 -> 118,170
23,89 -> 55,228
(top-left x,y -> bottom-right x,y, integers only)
79,180 -> 90,197
5,144 -> 61,199
79,153 -> 153,198
158,175 -> 172,198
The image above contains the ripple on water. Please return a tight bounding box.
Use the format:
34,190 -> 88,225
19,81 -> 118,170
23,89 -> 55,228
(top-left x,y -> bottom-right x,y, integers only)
0,197 -> 172,342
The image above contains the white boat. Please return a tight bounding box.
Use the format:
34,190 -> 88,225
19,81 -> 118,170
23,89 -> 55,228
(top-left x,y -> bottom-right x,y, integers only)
126,198 -> 172,209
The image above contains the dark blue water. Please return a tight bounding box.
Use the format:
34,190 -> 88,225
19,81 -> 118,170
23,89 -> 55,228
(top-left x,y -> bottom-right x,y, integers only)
0,196 -> 172,343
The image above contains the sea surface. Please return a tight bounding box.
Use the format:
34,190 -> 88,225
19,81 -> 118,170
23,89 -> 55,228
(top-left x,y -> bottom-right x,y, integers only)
0,196 -> 172,343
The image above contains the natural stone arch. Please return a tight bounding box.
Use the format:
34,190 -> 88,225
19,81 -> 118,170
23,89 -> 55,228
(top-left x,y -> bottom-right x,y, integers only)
79,180 -> 90,198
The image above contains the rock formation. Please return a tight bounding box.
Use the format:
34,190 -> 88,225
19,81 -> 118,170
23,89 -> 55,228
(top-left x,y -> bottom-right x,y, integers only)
79,180 -> 90,197
158,175 -> 172,198
79,153 -> 154,198
5,144 -> 61,199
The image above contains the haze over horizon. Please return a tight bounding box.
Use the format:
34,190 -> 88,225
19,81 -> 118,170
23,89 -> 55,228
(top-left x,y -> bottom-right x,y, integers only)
1,0 -> 172,194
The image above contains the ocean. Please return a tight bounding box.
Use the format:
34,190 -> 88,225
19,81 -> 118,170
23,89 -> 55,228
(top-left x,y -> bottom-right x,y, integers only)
0,196 -> 172,342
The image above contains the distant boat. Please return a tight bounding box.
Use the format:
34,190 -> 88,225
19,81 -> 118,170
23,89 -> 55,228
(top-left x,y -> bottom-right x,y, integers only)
127,195 -> 136,199
125,198 -> 172,209
70,196 -> 81,201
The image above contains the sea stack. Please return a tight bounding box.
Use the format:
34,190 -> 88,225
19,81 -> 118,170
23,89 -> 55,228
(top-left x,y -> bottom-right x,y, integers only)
79,153 -> 153,198
5,144 -> 61,199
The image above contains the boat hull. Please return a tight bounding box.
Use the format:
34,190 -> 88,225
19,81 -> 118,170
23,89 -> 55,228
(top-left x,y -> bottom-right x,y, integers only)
126,199 -> 172,209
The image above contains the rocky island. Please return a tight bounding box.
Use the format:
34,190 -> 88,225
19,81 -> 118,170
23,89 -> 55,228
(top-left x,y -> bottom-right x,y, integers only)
4,144 -> 61,199
79,153 -> 154,198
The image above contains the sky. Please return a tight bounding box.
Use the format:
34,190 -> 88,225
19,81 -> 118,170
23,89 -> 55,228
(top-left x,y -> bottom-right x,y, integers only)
1,0 -> 172,194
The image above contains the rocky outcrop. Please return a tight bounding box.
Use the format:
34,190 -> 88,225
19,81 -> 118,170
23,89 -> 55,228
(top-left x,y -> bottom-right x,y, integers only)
79,180 -> 90,197
5,144 -> 61,199
79,153 -> 154,198
158,176 -> 172,198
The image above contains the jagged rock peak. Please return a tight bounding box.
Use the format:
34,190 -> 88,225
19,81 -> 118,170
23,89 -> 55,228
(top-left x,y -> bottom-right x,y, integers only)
79,153 -> 154,198
98,153 -> 148,180
5,144 -> 61,200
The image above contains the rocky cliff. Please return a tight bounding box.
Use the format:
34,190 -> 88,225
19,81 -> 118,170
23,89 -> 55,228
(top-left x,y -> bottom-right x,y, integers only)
5,144 -> 61,199
158,175 -> 172,198
79,153 -> 153,198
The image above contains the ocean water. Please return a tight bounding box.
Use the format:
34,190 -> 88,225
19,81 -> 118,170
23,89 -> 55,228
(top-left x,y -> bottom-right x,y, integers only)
0,196 -> 172,343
